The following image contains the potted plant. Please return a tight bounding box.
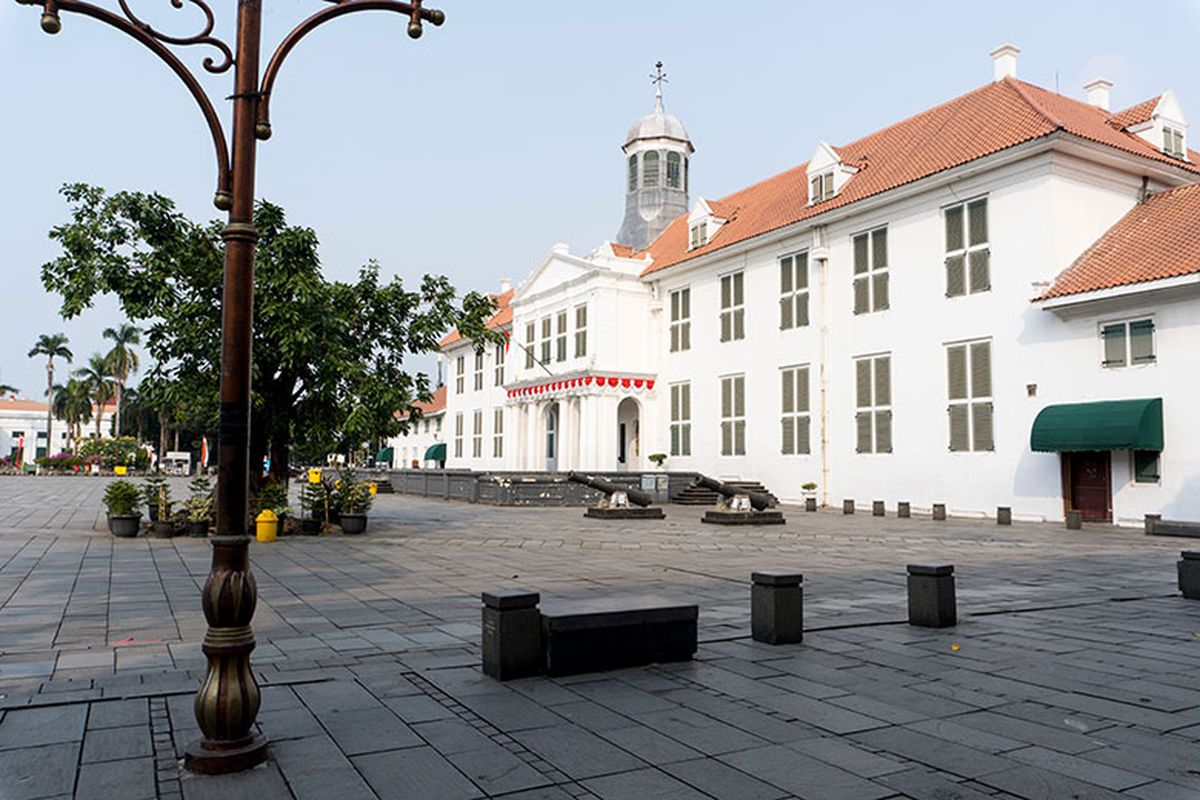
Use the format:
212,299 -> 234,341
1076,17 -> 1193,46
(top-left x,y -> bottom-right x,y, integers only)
648,453 -> 668,469
801,482 -> 818,512
299,480 -> 326,535
185,475 -> 213,537
337,469 -> 372,535
141,475 -> 166,521
104,480 -> 142,537
147,479 -> 174,538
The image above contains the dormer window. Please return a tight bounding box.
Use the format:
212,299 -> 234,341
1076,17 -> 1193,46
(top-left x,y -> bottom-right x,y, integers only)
689,221 -> 708,249
1163,126 -> 1186,158
810,171 -> 835,203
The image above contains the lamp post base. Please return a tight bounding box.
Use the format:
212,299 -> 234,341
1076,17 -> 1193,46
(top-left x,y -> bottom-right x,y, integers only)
184,733 -> 269,775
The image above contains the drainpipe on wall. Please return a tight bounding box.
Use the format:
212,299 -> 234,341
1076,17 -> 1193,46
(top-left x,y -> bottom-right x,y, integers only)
814,225 -> 831,508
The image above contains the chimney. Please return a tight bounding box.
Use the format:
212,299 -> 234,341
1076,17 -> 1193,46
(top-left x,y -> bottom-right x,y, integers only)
1083,77 -> 1113,111
499,277 -> 512,293
990,43 -> 1020,82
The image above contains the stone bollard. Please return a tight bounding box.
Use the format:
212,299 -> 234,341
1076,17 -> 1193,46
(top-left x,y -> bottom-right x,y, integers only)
843,499 -> 855,514
932,503 -> 946,521
1145,514 -> 1161,535
751,572 -> 803,645
907,565 -> 956,628
1179,552 -> 1200,600
873,500 -> 885,517
897,502 -> 911,518
997,506 -> 1012,526
1065,510 -> 1082,530
481,589 -> 542,680
805,497 -> 817,512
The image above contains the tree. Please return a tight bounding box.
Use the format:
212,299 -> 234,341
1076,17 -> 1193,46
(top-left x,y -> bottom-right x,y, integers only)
0,384 -> 17,396
74,353 -> 116,438
28,333 -> 72,457
102,323 -> 140,438
52,379 -> 93,451
42,184 -> 499,486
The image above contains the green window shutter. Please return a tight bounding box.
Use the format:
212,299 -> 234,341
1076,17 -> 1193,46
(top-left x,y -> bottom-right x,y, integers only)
670,291 -> 679,321
856,359 -> 872,408
797,367 -> 810,413
1163,128 -> 1172,151
853,234 -> 869,275
681,288 -> 690,317
721,421 -> 732,455
628,155 -> 638,191
945,205 -> 964,251
968,198 -> 988,246
875,410 -> 893,453
797,416 -> 811,455
872,228 -> 888,269
853,277 -> 870,314
720,313 -> 731,342
1130,319 -> 1155,363
781,416 -> 795,455
970,341 -> 992,398
734,377 -> 745,417
946,255 -> 966,297
1134,450 -> 1160,483
968,249 -> 991,293
670,426 -> 680,456
972,402 -> 994,451
720,276 -> 731,309
671,385 -> 680,421
1102,324 -> 1126,367
1175,130 -> 1184,156
856,411 -> 872,453
780,257 -> 793,293
873,272 -> 889,311
734,309 -> 745,340
735,420 -> 746,455
781,370 -> 795,413
721,379 -> 732,418
670,326 -> 679,353
682,424 -> 691,456
796,254 -> 809,289
780,297 -> 793,330
796,293 -> 810,327
681,322 -> 691,350
682,384 -> 691,419
947,345 -> 968,400
874,357 -> 891,406
732,272 -> 744,305
948,405 -> 969,451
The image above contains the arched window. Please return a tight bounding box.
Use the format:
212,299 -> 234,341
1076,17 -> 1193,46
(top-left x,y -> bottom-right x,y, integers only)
666,152 -> 681,189
627,154 -> 638,191
684,157 -> 689,193
643,151 -> 660,188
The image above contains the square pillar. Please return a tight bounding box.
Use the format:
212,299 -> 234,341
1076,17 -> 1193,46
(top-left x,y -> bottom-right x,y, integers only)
1179,552 -> 1200,600
872,500 -> 885,517
997,506 -> 1012,525
751,572 -> 803,645
1145,514 -> 1161,535
481,589 -> 541,680
843,499 -> 855,514
932,503 -> 946,521
907,564 -> 956,628
1065,510 -> 1082,530
897,501 -> 911,518
804,497 -> 817,512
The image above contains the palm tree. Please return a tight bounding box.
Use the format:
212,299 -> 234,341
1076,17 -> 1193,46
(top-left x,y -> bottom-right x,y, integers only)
52,379 -> 93,452
74,353 -> 116,439
28,334 -> 72,458
102,324 -> 140,438
0,384 -> 17,396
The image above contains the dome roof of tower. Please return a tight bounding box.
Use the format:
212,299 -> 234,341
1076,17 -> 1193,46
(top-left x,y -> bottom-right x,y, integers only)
624,91 -> 692,148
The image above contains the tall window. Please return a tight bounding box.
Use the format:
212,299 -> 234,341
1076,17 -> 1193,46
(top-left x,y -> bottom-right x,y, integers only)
540,317 -> 551,365
627,154 -> 638,191
1102,318 -> 1155,368
720,374 -> 746,456
945,198 -> 989,297
947,340 -> 993,452
670,288 -> 691,352
471,410 -> 482,458
781,365 -> 811,455
666,152 -> 681,188
453,412 -> 464,458
493,408 -> 504,458
574,304 -> 587,358
555,311 -> 568,362
473,350 -> 484,391
643,151 -> 659,187
524,323 -> 535,369
780,252 -> 810,330
670,382 -> 691,456
720,271 -> 745,342
494,342 -> 506,386
810,171 -> 834,202
455,355 -> 465,394
853,227 -> 889,314
855,354 -> 892,454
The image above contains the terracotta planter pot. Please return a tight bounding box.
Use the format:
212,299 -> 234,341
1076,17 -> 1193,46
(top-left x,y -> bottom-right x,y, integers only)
109,514 -> 141,538
339,514 -> 367,535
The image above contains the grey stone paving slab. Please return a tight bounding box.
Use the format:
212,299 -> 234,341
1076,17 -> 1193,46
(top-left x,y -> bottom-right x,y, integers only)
659,757 -> 789,800
76,756 -> 156,800
850,726 -> 1016,779
596,725 -> 703,765
1006,744 -> 1155,791
719,744 -> 895,800
977,764 -> 1130,800
81,722 -> 153,762
630,706 -> 769,756
256,733 -> 379,800
582,767 -> 710,800
0,703 -> 86,749
0,741 -> 79,799
511,723 -> 646,780
353,745 -> 484,800
318,706 -> 423,755
876,766 -> 1002,800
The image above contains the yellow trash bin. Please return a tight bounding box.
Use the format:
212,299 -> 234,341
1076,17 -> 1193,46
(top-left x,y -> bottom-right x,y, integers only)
307,468 -> 322,484
369,482 -> 378,496
114,465 -> 127,476
255,509 -> 278,543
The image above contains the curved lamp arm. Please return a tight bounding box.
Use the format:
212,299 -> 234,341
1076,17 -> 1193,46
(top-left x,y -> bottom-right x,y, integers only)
18,0 -> 234,209
255,0 -> 444,140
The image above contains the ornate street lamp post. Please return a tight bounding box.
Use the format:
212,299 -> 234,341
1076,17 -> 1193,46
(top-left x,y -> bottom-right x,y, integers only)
15,0 -> 444,775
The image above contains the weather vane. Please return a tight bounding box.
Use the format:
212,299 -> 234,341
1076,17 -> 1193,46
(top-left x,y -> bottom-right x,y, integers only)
651,60 -> 668,90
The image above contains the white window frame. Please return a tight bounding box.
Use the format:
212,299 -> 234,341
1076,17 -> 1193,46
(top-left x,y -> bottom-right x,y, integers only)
472,410 -> 483,458
1163,126 -> 1186,158
453,412 -> 464,458
780,365 -> 811,455
494,341 -> 506,386
944,197 -> 990,297
1099,317 -> 1156,369
669,381 -> 691,457
555,311 -> 568,363
493,408 -> 504,458
574,304 -> 587,358
854,353 -> 892,454
524,322 -> 535,370
689,221 -> 708,250
779,251 -> 810,330
852,226 -> 889,314
669,287 -> 691,352
946,339 -> 994,453
540,317 -> 551,366
473,350 -> 484,391
810,171 -> 834,202
719,271 -> 745,342
455,355 -> 465,394
719,373 -> 746,456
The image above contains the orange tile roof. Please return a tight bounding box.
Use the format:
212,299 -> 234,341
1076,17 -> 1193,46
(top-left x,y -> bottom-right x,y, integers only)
641,78 -> 1199,276
439,288 -> 514,348
413,384 -> 447,415
609,242 -> 634,257
0,398 -> 48,413
1107,97 -> 1159,130
1040,183 -> 1200,299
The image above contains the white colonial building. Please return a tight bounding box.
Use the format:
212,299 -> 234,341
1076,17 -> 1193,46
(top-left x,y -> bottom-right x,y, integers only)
383,385 -> 448,469
438,45 -> 1200,526
0,396 -> 116,463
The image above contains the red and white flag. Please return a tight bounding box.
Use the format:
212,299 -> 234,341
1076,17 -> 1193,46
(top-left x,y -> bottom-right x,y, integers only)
15,435 -> 24,467
200,436 -> 209,469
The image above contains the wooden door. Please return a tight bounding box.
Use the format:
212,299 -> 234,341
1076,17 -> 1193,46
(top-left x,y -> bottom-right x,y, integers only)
1063,451 -> 1111,522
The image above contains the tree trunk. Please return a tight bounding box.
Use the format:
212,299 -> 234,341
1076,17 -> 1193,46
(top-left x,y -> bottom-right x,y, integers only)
269,426 -> 289,490
173,427 -> 180,451
159,420 -> 168,473
45,360 -> 54,458
114,382 -> 123,438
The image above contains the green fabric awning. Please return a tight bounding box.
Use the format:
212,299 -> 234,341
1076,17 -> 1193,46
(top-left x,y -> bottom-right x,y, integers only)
375,446 -> 394,464
424,443 -> 447,462
1030,398 -> 1162,452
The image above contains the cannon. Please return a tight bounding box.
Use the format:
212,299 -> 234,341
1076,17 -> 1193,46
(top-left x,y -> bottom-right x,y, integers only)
693,475 -> 785,526
568,472 -> 664,519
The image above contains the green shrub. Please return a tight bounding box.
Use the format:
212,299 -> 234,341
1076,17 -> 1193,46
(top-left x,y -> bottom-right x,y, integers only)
186,475 -> 213,523
141,475 -> 172,518
336,468 -> 374,515
103,480 -> 141,516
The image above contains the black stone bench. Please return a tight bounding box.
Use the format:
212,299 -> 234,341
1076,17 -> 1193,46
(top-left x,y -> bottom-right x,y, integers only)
539,597 -> 698,677
1146,514 -> 1200,538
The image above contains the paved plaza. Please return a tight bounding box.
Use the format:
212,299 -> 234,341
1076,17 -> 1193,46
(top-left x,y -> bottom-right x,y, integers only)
0,476 -> 1198,799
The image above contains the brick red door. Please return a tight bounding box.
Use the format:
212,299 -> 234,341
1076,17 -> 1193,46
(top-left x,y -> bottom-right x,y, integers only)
1065,451 -> 1111,522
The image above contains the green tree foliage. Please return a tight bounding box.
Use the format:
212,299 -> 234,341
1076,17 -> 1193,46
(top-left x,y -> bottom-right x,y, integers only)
74,353 -> 116,438
43,183 -> 499,485
28,332 -> 72,457
102,323 -> 141,438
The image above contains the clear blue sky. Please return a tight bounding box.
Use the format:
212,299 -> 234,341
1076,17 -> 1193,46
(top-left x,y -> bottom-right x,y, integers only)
3,1 -> 1199,394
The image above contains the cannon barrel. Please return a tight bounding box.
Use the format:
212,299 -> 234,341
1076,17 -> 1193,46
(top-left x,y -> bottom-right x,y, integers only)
692,475 -> 772,511
567,472 -> 653,507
